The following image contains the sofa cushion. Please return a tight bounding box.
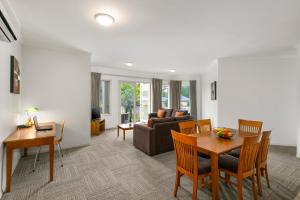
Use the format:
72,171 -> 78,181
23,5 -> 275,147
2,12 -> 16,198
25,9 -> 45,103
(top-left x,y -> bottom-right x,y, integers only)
151,117 -> 174,125
162,109 -> 173,117
175,111 -> 184,117
174,115 -> 192,121
172,110 -> 189,117
157,109 -> 166,118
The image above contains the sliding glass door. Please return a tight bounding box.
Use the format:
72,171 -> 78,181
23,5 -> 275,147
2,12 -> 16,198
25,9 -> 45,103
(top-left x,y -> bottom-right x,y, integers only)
120,81 -> 150,123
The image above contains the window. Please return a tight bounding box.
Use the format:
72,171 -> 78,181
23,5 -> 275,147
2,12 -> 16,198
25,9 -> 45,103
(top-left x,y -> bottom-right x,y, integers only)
161,81 -> 169,108
100,80 -> 110,114
181,81 -> 190,112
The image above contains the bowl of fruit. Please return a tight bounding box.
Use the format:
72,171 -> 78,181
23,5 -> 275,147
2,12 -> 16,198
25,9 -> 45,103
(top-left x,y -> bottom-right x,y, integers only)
213,127 -> 234,139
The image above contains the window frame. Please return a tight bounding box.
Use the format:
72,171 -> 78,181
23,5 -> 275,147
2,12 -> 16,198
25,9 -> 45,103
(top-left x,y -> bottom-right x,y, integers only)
180,81 -> 190,112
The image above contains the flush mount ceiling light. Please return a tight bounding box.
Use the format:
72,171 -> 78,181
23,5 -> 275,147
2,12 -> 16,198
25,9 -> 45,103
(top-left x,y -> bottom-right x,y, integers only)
95,13 -> 115,26
169,69 -> 176,73
125,62 -> 133,67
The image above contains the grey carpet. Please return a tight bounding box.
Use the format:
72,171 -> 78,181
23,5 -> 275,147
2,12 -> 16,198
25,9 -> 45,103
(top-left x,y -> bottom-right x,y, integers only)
1,129 -> 300,200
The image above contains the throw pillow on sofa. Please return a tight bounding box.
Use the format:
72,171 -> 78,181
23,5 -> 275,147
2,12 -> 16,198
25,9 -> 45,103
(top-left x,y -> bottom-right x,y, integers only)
175,111 -> 184,117
157,109 -> 166,118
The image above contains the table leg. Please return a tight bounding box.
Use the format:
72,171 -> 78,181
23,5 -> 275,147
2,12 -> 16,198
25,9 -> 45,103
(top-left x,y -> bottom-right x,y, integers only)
23,148 -> 28,157
211,153 -> 219,200
117,127 -> 119,137
123,130 -> 125,140
49,138 -> 54,181
6,146 -> 12,192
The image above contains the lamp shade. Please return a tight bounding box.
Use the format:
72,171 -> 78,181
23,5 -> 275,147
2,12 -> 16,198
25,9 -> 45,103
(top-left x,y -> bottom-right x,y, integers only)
26,107 -> 39,113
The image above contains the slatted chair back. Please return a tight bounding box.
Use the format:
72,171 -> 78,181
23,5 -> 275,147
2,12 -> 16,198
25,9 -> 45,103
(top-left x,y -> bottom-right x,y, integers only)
171,130 -> 198,177
197,119 -> 212,133
238,135 -> 261,174
238,119 -> 263,134
257,131 -> 271,165
178,121 -> 197,135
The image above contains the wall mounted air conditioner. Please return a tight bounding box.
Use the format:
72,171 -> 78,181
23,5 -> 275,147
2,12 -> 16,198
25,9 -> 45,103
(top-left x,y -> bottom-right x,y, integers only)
0,9 -> 17,42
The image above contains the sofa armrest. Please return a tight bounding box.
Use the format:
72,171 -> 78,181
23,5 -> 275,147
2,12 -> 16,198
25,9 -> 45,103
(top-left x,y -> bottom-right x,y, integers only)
133,124 -> 156,156
148,112 -> 158,119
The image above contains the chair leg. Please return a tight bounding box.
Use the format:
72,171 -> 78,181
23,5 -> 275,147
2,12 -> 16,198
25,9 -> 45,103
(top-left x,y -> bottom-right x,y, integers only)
251,175 -> 257,200
173,170 -> 180,197
237,179 -> 243,200
256,167 -> 262,196
33,147 -> 41,172
192,175 -> 198,200
260,168 -> 264,177
265,167 -> 271,189
58,143 -> 63,157
57,144 -> 63,167
225,173 -> 230,184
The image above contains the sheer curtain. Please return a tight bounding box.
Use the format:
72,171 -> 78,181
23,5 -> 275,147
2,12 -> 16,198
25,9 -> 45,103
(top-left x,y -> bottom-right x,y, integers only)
170,80 -> 182,110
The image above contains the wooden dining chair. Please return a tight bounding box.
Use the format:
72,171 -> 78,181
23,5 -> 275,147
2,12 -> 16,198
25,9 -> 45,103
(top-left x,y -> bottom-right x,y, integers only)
238,119 -> 263,134
197,119 -> 212,133
33,121 -> 65,171
256,131 -> 271,196
171,130 -> 211,200
178,121 -> 197,134
228,119 -> 263,158
219,135 -> 261,200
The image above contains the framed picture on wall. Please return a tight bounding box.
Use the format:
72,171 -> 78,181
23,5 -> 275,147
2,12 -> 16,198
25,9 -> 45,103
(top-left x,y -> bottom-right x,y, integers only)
211,81 -> 217,100
10,56 -> 20,94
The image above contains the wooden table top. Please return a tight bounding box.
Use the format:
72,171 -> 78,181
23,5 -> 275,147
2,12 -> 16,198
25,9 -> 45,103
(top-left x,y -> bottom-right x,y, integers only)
193,130 -> 256,154
3,122 -> 56,143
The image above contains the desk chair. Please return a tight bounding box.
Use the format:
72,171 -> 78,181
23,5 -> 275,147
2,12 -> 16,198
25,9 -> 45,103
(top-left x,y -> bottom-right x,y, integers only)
33,121 -> 65,171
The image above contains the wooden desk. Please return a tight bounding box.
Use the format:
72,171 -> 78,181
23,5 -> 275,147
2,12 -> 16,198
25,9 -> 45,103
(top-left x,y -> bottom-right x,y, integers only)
193,130 -> 254,200
3,122 -> 56,192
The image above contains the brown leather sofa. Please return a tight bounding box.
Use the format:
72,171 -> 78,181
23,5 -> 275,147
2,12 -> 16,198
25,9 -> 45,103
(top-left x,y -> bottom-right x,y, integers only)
133,114 -> 192,156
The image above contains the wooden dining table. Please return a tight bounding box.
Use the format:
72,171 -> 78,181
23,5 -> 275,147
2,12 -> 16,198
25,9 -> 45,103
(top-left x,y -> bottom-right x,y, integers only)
191,130 -> 255,200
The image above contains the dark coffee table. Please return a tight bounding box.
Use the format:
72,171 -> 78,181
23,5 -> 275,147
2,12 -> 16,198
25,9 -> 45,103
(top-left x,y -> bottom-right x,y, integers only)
117,123 -> 134,140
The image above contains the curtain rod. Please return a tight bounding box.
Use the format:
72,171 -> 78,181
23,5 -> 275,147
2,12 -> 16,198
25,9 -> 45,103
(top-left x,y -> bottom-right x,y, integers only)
99,73 -> 196,82
100,73 -> 154,80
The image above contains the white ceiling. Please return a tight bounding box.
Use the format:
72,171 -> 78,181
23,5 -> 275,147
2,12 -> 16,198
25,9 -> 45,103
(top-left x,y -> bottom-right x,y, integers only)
10,0 -> 300,74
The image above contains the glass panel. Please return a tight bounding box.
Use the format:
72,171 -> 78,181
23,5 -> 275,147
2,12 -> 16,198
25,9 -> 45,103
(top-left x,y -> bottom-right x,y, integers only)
181,81 -> 190,112
162,81 -> 169,108
140,83 -> 151,122
134,83 -> 140,122
100,80 -> 110,114
120,82 -> 134,123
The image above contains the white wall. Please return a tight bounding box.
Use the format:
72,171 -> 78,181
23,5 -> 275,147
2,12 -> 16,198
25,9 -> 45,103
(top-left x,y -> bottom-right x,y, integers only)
218,56 -> 298,146
0,41 -> 21,196
92,66 -> 202,128
21,45 -> 91,149
297,47 -> 300,158
0,0 -> 22,195
201,60 -> 218,127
